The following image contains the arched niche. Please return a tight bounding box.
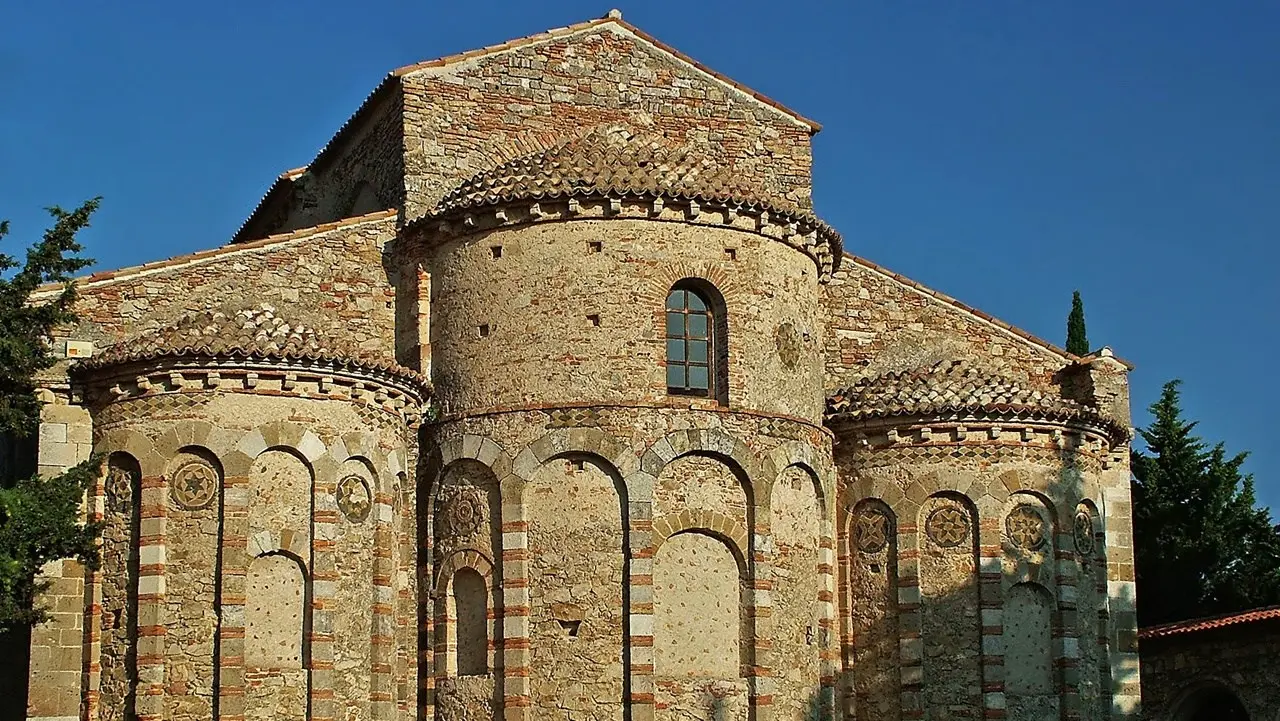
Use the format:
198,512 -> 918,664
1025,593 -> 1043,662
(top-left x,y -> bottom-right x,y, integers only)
846,497 -> 899,721
918,492 -> 981,719
451,567 -> 489,677
163,446 -> 223,720
99,452 -> 142,717
526,453 -> 628,718
245,551 -> 309,668
245,551 -> 310,721
430,458 -> 503,721
1004,582 -> 1054,695
653,530 -> 748,720
770,464 -> 824,721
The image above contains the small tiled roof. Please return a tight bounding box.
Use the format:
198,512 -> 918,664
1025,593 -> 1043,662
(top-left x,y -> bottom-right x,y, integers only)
433,126 -> 774,215
1139,606 -> 1280,640
826,360 -> 1119,434
423,126 -> 842,259
73,305 -> 427,388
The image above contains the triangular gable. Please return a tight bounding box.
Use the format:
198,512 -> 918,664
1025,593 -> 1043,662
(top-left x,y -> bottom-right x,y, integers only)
392,12 -> 821,133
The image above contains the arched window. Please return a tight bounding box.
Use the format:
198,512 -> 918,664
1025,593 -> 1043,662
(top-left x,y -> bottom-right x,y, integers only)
665,281 -> 726,402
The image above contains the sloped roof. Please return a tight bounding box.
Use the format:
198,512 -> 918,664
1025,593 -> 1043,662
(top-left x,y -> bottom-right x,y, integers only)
72,304 -> 427,389
825,359 -> 1124,438
417,124 -> 843,268
233,11 -> 818,243
433,125 -> 771,215
1140,606 -> 1280,640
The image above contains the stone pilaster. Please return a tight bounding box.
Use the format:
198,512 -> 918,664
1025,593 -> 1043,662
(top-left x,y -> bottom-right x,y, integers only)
1057,531 -> 1082,721
750,523 -> 774,721
500,515 -> 530,721
896,521 -> 923,721
628,492 -> 656,721
217,473 -> 250,721
371,489 -> 396,720
978,518 -> 1006,720
311,475 -> 340,721
817,525 -> 838,720
27,400 -> 95,721
134,472 -> 167,721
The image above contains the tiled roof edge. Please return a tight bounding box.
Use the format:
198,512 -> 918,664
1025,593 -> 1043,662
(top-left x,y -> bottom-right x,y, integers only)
1139,605 -> 1280,639
32,210 -> 397,300
231,166 -> 310,243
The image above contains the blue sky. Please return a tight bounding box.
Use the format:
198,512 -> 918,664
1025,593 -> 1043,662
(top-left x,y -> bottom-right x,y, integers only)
2,2 -> 1277,508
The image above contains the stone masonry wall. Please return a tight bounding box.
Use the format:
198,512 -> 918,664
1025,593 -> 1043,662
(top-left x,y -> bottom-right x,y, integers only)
400,22 -> 815,220
421,406 -> 834,721
34,213 -> 399,367
821,255 -> 1074,393
836,428 -> 1117,721
1139,622 -> 1280,720
421,218 -> 824,422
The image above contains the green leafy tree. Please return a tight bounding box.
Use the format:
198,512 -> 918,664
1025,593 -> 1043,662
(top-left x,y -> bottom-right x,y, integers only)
0,199 -> 103,632
1130,380 -> 1280,625
1066,290 -> 1089,355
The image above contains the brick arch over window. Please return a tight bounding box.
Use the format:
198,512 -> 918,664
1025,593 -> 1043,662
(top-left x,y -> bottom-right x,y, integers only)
664,278 -> 729,405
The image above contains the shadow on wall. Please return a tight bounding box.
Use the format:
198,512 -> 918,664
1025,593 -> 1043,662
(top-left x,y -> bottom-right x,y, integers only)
837,437 -> 1138,721
0,627 -> 31,720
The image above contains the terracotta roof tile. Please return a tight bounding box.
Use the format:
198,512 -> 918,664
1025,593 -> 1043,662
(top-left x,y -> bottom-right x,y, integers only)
71,303 -> 428,391
434,125 -> 778,212
421,124 -> 842,262
825,359 -> 1126,439
827,360 -> 1078,419
1139,606 -> 1280,639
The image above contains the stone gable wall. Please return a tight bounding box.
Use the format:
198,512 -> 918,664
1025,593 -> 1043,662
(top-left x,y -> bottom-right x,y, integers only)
239,94 -> 404,242
401,25 -> 814,220
821,257 -> 1072,393
49,216 -> 399,364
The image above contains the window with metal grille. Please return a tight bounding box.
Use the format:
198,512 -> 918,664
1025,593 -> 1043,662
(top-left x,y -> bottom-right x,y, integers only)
666,287 -> 714,396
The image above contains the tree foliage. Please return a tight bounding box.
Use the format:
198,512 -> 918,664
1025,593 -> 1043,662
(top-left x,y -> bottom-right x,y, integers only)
0,200 -> 102,633
1131,380 -> 1280,625
1066,290 -> 1089,355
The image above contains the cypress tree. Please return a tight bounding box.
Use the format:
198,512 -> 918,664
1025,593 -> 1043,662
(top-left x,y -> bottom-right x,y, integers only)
1066,290 -> 1089,355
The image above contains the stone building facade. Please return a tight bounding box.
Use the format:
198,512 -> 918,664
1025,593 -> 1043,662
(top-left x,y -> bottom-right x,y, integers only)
26,11 -> 1142,721
1138,606 -> 1280,720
